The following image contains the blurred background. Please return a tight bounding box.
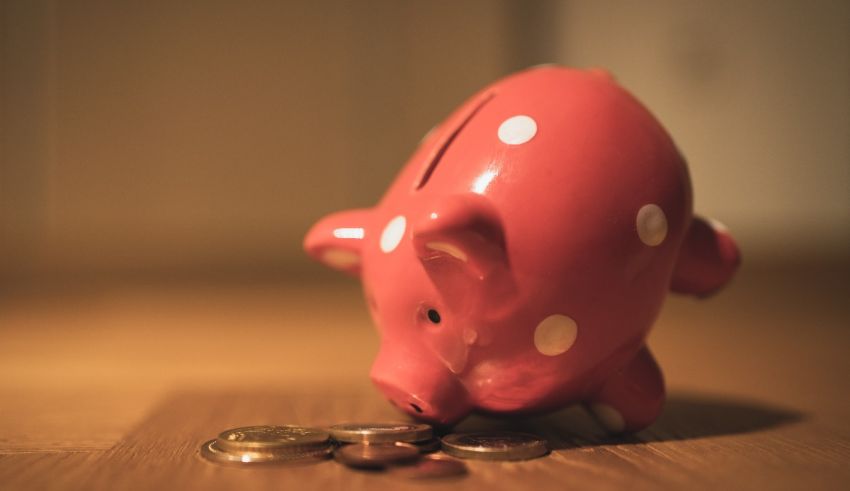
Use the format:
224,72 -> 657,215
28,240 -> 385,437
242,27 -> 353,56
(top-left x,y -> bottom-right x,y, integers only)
2,0 -> 847,286
0,0 -> 849,455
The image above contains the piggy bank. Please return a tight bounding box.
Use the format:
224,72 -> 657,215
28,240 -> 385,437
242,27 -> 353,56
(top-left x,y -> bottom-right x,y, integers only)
304,67 -> 739,432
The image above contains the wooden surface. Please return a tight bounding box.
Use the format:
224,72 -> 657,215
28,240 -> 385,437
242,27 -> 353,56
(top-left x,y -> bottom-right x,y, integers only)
1,262 -> 849,490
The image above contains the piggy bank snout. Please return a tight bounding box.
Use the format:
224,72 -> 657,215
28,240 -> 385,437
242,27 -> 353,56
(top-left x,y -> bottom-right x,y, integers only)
370,352 -> 472,426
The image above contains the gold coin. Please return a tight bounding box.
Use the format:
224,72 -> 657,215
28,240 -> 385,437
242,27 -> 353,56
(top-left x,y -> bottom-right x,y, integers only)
199,439 -> 332,465
216,425 -> 329,453
328,422 -> 432,444
333,442 -> 421,469
390,454 -> 468,479
441,432 -> 548,461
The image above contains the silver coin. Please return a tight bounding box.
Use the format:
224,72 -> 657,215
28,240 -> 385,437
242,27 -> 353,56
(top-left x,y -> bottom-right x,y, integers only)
328,422 -> 432,444
200,439 -> 332,465
216,425 -> 329,453
390,454 -> 468,479
333,442 -> 421,469
441,432 -> 548,461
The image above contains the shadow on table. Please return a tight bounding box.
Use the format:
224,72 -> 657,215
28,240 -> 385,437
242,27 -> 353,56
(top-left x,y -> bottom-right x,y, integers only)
451,390 -> 805,450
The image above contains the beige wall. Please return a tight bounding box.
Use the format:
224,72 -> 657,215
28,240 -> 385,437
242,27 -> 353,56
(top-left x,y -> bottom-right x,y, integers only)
1,0 -> 532,281
1,0 -> 847,284
556,0 -> 850,260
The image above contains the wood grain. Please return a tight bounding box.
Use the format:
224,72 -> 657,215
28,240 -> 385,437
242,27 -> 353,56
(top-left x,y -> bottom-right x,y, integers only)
1,262 -> 848,490
0,388 -> 843,491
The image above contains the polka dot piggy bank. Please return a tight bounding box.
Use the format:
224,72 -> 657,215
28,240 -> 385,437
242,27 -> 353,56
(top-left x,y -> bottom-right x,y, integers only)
304,67 -> 740,432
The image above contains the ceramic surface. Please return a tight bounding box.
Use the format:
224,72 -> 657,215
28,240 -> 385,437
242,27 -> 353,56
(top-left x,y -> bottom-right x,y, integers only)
304,67 -> 740,431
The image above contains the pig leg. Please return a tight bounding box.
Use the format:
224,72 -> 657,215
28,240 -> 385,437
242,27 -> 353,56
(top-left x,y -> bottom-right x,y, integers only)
584,346 -> 665,433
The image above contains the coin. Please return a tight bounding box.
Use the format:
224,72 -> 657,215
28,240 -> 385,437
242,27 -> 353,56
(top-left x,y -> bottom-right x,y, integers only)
412,437 -> 441,453
336,437 -> 439,453
390,454 -> 468,479
217,425 -> 330,453
200,439 -> 332,465
328,422 -> 432,444
441,432 -> 548,461
334,442 -> 421,469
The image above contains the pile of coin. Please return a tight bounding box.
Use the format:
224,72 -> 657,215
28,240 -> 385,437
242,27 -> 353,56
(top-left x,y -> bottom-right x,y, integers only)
200,422 -> 548,478
328,422 -> 466,478
441,432 -> 549,461
200,425 -> 334,464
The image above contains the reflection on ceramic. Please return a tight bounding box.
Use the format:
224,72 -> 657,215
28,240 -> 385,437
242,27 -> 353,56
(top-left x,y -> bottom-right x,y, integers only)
304,66 -> 740,432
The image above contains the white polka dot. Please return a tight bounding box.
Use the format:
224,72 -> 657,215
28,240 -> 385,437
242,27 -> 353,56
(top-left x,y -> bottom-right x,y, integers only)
636,204 -> 668,246
425,241 -> 468,262
534,314 -> 578,356
590,403 -> 625,433
498,115 -> 537,145
322,248 -> 360,269
380,215 -> 406,253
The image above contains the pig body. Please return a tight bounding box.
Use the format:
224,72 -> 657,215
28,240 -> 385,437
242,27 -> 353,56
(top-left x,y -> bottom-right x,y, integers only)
305,67 -> 739,432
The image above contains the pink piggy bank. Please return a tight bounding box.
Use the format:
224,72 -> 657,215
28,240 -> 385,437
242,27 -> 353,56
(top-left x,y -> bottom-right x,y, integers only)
304,67 -> 739,432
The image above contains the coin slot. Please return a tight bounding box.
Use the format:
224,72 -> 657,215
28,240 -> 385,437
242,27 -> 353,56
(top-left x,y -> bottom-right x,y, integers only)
415,92 -> 496,190
410,403 -> 424,414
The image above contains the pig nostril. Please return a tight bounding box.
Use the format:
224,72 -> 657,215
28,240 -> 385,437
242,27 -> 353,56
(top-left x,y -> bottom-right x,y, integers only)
410,403 -> 423,414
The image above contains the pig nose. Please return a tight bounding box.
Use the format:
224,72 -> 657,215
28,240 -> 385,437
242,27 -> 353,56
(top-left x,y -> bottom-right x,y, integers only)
370,350 -> 473,426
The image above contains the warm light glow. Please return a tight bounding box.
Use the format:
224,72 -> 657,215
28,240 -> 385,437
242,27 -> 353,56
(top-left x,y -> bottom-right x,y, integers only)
471,169 -> 498,194
333,227 -> 365,239
241,454 -> 252,462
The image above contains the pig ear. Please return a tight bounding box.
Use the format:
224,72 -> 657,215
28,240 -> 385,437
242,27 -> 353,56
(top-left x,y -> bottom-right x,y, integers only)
303,208 -> 372,277
412,195 -> 513,309
671,215 -> 741,297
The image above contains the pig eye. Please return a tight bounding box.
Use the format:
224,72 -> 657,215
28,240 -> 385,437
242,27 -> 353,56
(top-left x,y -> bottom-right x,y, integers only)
426,309 -> 442,324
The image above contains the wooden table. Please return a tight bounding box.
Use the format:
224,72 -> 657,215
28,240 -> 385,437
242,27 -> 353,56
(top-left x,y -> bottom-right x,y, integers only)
1,262 -> 848,490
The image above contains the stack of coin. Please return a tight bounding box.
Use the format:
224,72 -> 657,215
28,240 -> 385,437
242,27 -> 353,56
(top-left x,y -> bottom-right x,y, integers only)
333,442 -> 421,469
441,431 -> 549,461
328,422 -> 440,469
328,422 -> 434,446
200,425 -> 333,465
